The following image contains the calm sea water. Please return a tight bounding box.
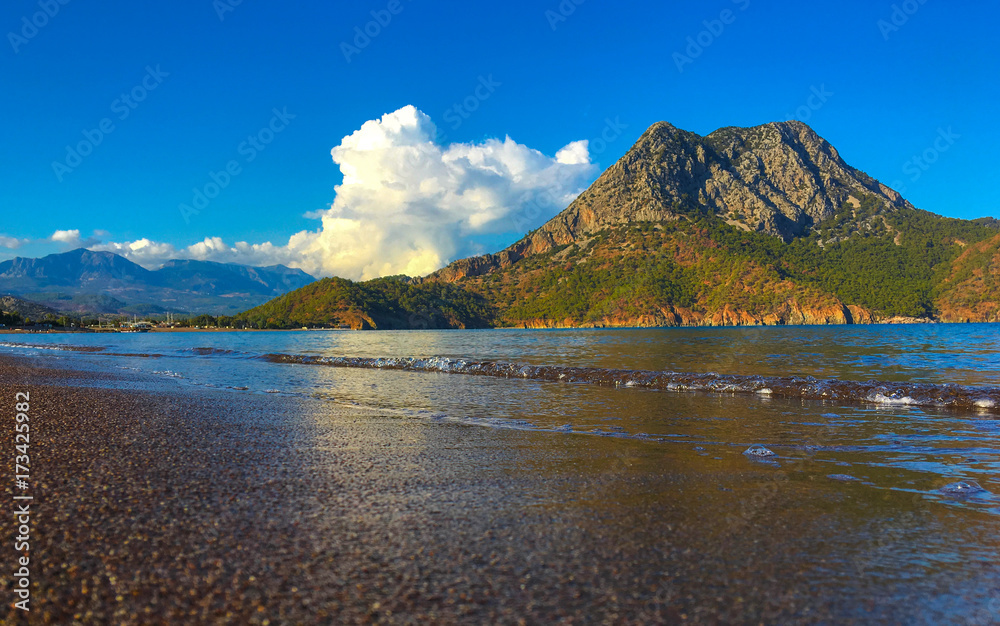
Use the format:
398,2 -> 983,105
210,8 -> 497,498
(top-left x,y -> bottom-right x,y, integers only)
4,324 -> 1000,621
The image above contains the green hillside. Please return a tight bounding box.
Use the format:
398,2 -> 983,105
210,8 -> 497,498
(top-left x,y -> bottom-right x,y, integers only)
230,276 -> 496,329
231,201 -> 1000,330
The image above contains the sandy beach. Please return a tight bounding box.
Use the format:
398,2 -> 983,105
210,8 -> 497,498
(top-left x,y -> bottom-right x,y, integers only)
3,355 -> 702,624
2,353 -> 997,624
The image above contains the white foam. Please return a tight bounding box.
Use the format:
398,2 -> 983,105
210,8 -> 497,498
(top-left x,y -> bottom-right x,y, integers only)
867,393 -> 917,406
152,370 -> 184,378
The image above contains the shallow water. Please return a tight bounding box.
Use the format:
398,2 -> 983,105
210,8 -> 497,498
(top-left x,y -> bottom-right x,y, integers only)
4,324 -> 1000,621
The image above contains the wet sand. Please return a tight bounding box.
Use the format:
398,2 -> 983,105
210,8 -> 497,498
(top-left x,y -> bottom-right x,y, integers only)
2,355 -> 998,624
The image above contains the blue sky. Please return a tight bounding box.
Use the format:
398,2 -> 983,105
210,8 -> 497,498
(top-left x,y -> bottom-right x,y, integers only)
2,0 -> 998,276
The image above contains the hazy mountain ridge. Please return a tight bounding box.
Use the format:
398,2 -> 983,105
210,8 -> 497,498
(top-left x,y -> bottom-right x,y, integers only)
0,249 -> 316,315
0,249 -> 152,288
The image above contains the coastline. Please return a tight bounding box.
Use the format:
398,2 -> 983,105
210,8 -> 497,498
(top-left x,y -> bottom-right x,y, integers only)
0,316 -> 959,335
0,327 -> 300,335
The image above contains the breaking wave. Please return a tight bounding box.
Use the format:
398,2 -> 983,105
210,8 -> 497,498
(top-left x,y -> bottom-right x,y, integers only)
262,354 -> 1000,414
0,341 -> 107,353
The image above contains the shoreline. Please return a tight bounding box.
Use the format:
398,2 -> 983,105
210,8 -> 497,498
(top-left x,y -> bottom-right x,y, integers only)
2,317 -> 989,335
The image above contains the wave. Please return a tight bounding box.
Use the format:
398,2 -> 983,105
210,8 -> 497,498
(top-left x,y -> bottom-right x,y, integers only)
0,341 -> 106,353
262,354 -> 1000,414
186,347 -> 239,356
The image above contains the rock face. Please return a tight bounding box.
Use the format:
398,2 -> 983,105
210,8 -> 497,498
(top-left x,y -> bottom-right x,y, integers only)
553,120 -> 910,240
512,302 -> 880,329
431,121 -> 912,281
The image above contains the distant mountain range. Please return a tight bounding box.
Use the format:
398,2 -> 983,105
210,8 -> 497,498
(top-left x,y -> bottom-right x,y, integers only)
0,249 -> 315,315
236,120 -> 1000,329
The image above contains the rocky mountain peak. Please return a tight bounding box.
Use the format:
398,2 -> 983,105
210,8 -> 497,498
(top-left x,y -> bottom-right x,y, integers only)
431,120 -> 914,282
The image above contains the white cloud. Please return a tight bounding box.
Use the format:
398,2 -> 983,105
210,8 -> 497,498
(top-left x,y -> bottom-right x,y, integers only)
556,140 -> 591,165
287,105 -> 596,279
86,105 -> 597,279
51,229 -> 81,244
51,229 -> 100,248
0,235 -> 26,249
92,238 -> 179,267
90,236 -> 307,271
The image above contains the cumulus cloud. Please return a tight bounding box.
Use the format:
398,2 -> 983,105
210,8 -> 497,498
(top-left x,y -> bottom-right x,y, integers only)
0,235 -> 26,249
89,237 -> 288,270
88,105 -> 597,279
51,229 -> 80,244
555,140 -> 591,165
285,105 -> 596,279
92,238 -> 182,267
51,229 -> 100,248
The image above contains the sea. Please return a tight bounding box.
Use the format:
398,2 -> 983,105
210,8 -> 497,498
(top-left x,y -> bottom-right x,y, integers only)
3,323 -> 1000,621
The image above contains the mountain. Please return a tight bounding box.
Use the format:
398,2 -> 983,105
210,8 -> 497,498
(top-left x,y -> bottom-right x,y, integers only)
0,249 -> 152,289
238,120 -> 1000,329
432,121 -> 914,282
0,250 -> 316,315
155,260 -> 316,297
